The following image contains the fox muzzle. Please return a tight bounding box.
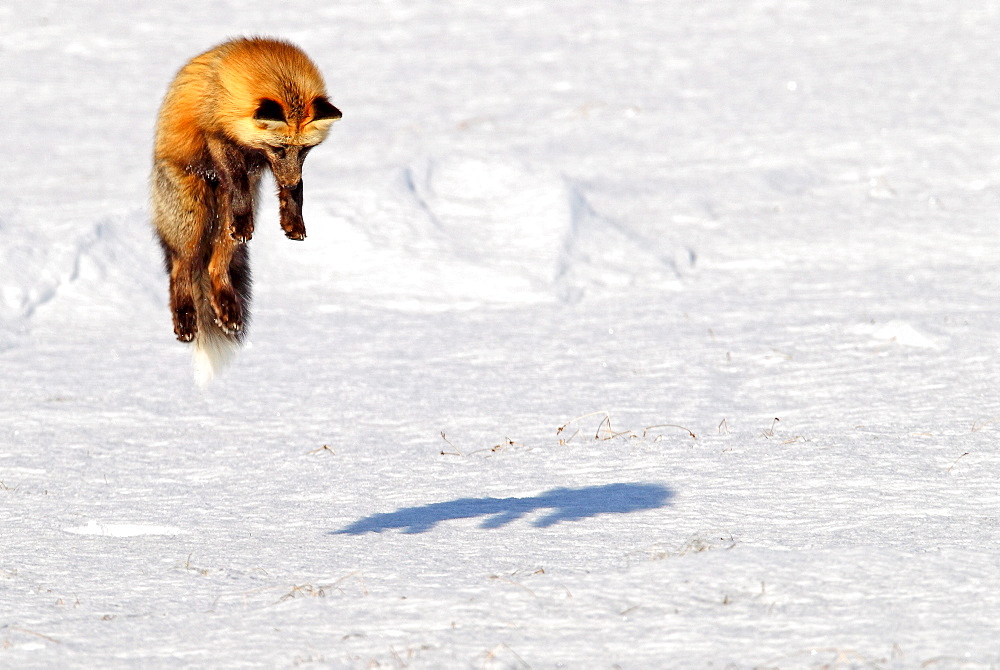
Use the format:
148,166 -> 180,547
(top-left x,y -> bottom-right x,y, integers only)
266,145 -> 309,188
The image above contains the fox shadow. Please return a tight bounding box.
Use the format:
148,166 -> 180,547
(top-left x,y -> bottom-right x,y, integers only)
332,482 -> 672,535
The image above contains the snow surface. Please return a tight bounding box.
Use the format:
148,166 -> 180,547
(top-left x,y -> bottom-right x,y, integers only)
2,1 -> 1000,667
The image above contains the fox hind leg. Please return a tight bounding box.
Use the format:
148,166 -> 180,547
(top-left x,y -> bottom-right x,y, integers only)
158,238 -> 198,342
152,163 -> 212,343
228,242 -> 251,340
207,234 -> 244,335
171,270 -> 198,342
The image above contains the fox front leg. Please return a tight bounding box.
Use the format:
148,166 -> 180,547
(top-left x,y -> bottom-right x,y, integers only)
208,138 -> 256,243
277,181 -> 306,240
226,166 -> 256,243
266,145 -> 309,240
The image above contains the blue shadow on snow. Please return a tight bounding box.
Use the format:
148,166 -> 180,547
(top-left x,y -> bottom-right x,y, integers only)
333,482 -> 672,535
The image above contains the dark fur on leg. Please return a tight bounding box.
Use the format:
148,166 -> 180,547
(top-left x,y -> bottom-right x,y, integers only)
228,243 -> 252,344
278,181 -> 306,240
158,235 -> 198,342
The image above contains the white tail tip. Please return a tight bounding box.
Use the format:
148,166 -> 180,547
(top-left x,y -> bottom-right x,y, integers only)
192,330 -> 239,388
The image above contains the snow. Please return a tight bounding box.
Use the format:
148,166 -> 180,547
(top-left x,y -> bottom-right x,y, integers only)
63,521 -> 187,538
2,1 -> 1000,667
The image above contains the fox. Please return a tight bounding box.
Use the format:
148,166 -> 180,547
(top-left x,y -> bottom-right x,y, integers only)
151,37 -> 341,386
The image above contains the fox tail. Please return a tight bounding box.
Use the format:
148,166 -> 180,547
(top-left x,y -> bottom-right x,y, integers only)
191,245 -> 251,388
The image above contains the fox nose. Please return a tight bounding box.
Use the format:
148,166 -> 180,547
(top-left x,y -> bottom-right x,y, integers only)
275,171 -> 301,189
282,180 -> 303,208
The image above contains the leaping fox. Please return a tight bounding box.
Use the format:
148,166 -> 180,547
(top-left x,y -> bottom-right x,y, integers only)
151,37 -> 341,385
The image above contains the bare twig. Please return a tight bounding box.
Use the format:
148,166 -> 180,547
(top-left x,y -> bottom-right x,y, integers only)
558,428 -> 581,446
946,452 -> 970,474
972,416 -> 1000,432
469,437 -> 522,456
560,411 -> 696,442
557,410 -> 611,436
642,424 -> 697,440
594,413 -> 614,439
440,431 -> 463,456
8,627 -> 60,646
760,417 -> 780,439
482,643 -> 530,670
488,575 -> 536,597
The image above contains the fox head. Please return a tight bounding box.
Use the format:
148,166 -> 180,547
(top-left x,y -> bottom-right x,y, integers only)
213,37 -> 342,188
247,94 -> 341,187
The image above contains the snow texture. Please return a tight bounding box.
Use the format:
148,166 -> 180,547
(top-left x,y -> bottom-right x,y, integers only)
2,1 -> 1000,667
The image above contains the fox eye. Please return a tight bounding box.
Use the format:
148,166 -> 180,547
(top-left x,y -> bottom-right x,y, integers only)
312,96 -> 342,121
254,98 -> 286,122
269,146 -> 287,160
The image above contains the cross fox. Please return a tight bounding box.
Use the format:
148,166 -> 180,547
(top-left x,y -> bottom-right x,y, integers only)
151,37 -> 341,386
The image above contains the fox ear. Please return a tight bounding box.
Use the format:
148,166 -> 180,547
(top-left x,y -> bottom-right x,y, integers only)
312,96 -> 342,122
254,98 -> 287,123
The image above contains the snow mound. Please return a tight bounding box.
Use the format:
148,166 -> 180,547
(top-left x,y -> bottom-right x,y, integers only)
0,209 -> 165,337
404,156 -> 568,288
405,156 -> 692,303
558,185 -> 694,301
261,155 -> 693,311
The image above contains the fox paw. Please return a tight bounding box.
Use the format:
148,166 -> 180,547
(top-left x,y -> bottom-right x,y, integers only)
211,289 -> 242,334
230,213 -> 254,243
173,304 -> 197,342
280,214 -> 306,240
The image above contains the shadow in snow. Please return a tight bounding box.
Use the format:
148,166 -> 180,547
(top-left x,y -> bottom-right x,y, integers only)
333,482 -> 672,535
